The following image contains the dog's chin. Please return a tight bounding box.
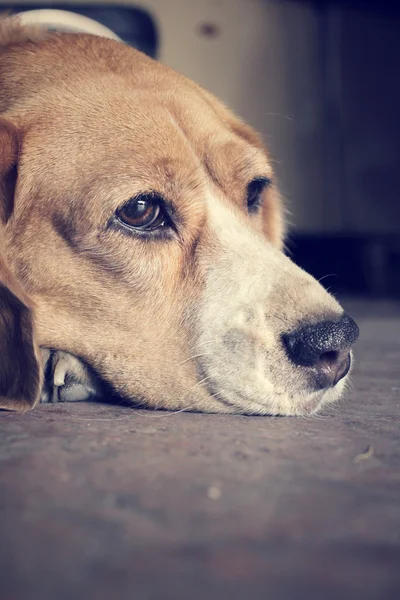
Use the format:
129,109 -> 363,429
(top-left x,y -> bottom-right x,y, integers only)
282,379 -> 348,417
289,390 -> 332,416
206,378 -> 349,417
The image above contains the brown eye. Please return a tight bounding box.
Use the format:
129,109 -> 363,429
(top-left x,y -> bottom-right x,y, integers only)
247,177 -> 271,213
116,194 -> 167,230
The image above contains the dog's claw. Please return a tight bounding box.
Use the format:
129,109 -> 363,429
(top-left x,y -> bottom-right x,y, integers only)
40,349 -> 102,403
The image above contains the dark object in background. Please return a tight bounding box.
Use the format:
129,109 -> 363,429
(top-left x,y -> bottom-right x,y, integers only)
3,4 -> 158,57
288,234 -> 400,298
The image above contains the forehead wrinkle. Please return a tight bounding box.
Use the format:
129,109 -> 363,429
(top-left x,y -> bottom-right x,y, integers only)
204,140 -> 272,191
232,146 -> 272,181
88,97 -> 226,205
107,105 -> 206,198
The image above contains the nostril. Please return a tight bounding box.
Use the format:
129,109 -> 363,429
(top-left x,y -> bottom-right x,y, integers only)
315,350 -> 352,389
319,350 -> 339,365
282,332 -> 320,367
336,352 -> 352,383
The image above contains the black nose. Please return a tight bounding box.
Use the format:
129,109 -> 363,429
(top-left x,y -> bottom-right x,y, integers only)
282,315 -> 359,389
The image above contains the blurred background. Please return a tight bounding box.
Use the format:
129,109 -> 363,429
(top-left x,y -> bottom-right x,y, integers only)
2,0 -> 400,298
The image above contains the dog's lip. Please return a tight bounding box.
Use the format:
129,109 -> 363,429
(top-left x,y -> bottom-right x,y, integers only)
197,363 -> 329,416
204,382 -> 327,416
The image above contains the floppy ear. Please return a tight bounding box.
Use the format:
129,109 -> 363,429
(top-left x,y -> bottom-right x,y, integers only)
0,118 -> 43,411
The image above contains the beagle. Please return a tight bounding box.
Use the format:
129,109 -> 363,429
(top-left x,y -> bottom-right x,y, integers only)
0,15 -> 358,416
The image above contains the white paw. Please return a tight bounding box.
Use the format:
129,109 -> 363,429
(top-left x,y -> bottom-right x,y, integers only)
40,349 -> 102,403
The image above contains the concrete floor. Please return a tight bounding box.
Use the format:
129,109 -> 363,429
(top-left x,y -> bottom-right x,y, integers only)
1,300 -> 399,600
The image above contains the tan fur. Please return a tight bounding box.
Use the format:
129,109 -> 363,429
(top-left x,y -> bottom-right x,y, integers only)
0,16 -> 353,415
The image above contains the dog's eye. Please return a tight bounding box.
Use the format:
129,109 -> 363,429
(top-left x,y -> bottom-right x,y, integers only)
246,177 -> 271,213
116,194 -> 167,231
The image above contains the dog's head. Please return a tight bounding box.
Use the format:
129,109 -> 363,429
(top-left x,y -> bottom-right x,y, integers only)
0,17 -> 358,415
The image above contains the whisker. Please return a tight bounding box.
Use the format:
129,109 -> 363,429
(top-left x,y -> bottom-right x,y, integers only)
260,112 -> 294,122
318,273 -> 338,284
137,374 -> 215,418
178,351 -> 212,366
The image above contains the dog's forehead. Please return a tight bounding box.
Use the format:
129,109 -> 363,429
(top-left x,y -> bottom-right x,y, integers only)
24,80 -> 267,198
2,32 -> 271,181
42,81 -> 245,157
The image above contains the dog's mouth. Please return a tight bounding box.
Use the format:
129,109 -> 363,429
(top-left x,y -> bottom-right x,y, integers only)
191,320 -> 358,416
39,342 -> 351,416
195,373 -> 343,417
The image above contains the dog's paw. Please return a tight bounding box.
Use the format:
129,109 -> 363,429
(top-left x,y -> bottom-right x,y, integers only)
40,349 -> 102,403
